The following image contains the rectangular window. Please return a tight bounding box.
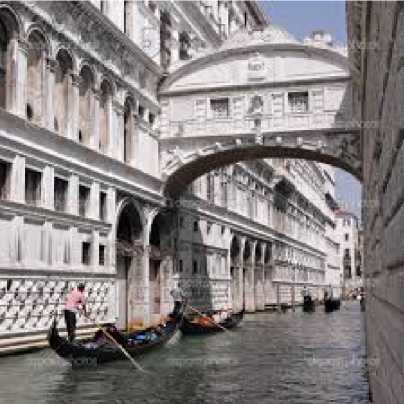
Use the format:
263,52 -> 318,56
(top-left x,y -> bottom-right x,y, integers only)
0,161 -> 10,199
54,177 -> 68,212
82,242 -> 91,265
288,92 -> 309,113
178,259 -> 183,273
99,244 -> 105,266
345,233 -> 349,241
193,221 -> 199,232
25,168 -> 42,206
79,185 -> 90,217
99,191 -> 107,221
193,260 -> 198,274
210,98 -> 229,118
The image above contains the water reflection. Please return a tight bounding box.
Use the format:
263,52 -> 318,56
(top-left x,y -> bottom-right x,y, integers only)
0,302 -> 369,404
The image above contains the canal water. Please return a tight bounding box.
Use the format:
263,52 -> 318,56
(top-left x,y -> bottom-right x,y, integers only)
0,302 -> 369,404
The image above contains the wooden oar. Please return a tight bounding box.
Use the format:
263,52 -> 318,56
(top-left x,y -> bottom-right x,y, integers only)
187,305 -> 230,333
84,313 -> 148,373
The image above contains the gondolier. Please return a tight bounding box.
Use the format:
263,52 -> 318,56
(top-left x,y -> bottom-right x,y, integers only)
63,283 -> 87,342
170,282 -> 185,317
301,286 -> 311,298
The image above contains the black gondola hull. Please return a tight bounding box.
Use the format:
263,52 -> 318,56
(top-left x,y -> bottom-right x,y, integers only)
47,313 -> 183,366
180,311 -> 244,335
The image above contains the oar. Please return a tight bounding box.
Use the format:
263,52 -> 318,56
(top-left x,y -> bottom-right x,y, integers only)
84,313 -> 148,373
187,305 -> 231,333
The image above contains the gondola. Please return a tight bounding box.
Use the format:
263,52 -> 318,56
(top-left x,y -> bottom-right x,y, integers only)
302,295 -> 315,312
47,309 -> 183,366
324,298 -> 341,313
180,310 -> 244,335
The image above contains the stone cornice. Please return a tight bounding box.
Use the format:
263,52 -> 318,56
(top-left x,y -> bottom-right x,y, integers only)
0,200 -> 111,233
0,109 -> 165,208
159,75 -> 350,97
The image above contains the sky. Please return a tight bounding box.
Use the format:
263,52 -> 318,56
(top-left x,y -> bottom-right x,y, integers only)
260,1 -> 362,219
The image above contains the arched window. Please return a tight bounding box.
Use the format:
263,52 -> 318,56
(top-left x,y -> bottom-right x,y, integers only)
99,79 -> 112,153
54,49 -> 73,136
123,97 -> 135,164
78,65 -> 94,146
26,30 -> 47,124
0,9 -> 19,110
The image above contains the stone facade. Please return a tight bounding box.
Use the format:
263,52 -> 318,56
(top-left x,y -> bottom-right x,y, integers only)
0,0 -> 346,351
347,2 -> 404,402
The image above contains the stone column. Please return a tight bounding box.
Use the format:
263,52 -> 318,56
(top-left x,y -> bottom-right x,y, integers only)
89,181 -> 100,220
244,240 -> 256,312
44,58 -> 57,131
11,215 -> 24,263
67,174 -> 79,216
91,230 -> 100,267
255,244 -> 265,311
112,101 -> 125,161
10,155 -> 25,203
69,226 -> 79,266
127,243 -> 150,327
105,96 -> 113,157
160,255 -> 173,317
264,244 -> 276,305
41,165 -> 54,210
235,238 -> 245,312
6,38 -> 28,117
106,186 -> 116,270
225,247 -> 232,311
91,88 -> 101,151
42,221 -> 53,266
68,73 -> 80,141
128,108 -> 137,167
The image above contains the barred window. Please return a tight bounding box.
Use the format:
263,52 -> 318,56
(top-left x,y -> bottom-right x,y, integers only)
210,98 -> 229,118
288,92 -> 309,113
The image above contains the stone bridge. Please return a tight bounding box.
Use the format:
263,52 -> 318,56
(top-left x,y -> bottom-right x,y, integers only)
158,26 -> 362,196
